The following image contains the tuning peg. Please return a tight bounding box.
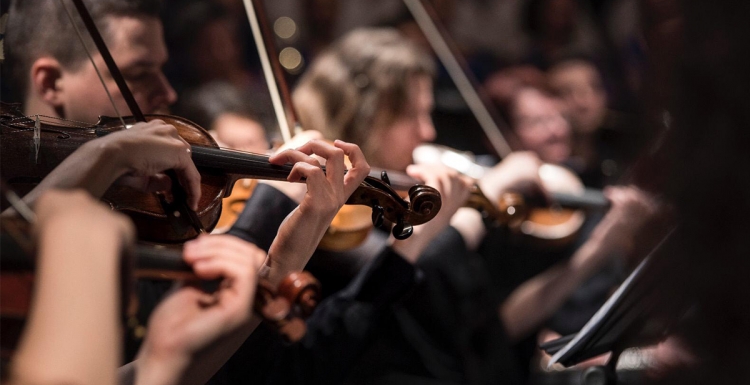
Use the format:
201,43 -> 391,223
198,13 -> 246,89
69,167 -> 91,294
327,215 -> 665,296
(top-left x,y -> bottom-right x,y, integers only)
392,219 -> 413,240
380,170 -> 391,186
371,205 -> 385,227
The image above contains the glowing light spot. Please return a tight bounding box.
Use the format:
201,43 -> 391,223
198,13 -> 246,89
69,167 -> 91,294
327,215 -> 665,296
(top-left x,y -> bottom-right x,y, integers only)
279,47 -> 304,74
274,16 -> 297,40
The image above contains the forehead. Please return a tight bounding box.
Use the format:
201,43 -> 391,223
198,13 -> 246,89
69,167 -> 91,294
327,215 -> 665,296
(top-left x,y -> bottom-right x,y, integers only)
409,75 -> 433,106
105,15 -> 167,67
549,62 -> 599,87
515,89 -> 555,116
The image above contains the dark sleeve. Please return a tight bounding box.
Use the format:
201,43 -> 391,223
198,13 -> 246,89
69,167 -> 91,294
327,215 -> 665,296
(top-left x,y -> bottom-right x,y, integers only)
226,183 -> 297,251
209,247 -> 419,385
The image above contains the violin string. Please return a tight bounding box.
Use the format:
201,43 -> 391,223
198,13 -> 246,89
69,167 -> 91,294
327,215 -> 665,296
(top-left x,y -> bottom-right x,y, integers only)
59,0 -> 128,130
7,114 -> 95,130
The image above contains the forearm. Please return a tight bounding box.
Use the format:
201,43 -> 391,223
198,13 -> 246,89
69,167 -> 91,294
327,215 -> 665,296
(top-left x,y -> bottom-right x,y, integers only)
500,236 -> 609,342
265,206 -> 335,285
449,207 -> 486,251
11,219 -> 123,385
133,322 -> 257,385
22,141 -> 123,205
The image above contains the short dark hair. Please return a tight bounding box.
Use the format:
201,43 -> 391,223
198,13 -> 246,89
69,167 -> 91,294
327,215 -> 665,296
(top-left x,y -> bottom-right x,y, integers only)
175,81 -> 275,142
5,0 -> 161,102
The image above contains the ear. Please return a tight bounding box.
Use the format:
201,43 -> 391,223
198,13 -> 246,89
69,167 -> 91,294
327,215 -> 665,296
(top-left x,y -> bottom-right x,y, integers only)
29,57 -> 65,108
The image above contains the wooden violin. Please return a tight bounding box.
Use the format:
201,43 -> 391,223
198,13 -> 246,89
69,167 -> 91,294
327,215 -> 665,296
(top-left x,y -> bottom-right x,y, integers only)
319,167 -> 528,251
11,0 -> 439,244
413,144 -> 611,247
0,214 -> 322,362
403,0 -> 611,247
0,104 -> 442,244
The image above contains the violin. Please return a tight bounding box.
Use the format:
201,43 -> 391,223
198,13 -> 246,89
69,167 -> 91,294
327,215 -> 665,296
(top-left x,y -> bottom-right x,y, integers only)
402,0 -> 611,247
0,213 -> 321,362
319,167 -> 528,251
413,144 -> 610,247
0,103 -> 442,244
11,0 -> 439,244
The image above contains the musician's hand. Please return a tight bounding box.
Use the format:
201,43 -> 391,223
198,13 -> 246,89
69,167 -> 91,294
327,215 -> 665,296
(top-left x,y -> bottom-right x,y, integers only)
479,151 -> 546,203
135,234 -> 265,385
264,139 -> 370,284
391,164 -> 474,263
105,119 -> 202,210
260,130 -> 324,203
591,185 -> 662,259
16,120 -> 201,211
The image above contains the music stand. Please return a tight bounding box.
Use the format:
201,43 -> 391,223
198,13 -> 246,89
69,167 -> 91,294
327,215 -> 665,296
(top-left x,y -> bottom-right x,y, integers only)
540,229 -> 685,383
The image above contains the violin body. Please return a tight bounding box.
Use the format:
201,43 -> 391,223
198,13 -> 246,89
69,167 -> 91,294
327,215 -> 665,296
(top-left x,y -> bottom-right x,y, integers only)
213,179 -> 258,233
414,144 -> 610,248
0,105 -> 226,243
1,103 -> 442,243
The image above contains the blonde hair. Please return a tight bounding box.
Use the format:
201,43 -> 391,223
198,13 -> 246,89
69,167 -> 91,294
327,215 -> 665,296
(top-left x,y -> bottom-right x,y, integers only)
294,28 -> 435,159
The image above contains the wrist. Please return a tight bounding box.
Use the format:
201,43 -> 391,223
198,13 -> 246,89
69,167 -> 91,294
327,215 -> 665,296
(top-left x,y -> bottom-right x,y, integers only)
87,137 -> 128,177
266,206 -> 334,284
134,349 -> 190,385
450,208 -> 486,251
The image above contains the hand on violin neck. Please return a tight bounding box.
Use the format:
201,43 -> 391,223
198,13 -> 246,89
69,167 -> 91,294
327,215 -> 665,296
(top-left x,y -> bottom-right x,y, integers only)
265,140 -> 370,283
104,120 -> 202,210
269,139 -> 370,218
479,151 -> 547,204
391,164 -> 474,263
259,130 -> 325,203
591,186 -> 664,263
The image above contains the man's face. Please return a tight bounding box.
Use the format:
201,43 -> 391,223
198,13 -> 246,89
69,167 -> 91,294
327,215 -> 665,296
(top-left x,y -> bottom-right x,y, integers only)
548,61 -> 607,134
59,15 -> 176,123
512,88 -> 571,164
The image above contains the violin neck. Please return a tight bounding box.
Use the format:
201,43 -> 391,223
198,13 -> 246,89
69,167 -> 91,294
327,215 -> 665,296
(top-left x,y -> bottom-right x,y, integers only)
190,146 -> 294,181
551,189 -> 610,211
368,167 -> 421,191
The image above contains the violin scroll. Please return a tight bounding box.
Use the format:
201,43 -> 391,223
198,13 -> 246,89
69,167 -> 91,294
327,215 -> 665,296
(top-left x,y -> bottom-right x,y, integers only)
255,272 -> 321,342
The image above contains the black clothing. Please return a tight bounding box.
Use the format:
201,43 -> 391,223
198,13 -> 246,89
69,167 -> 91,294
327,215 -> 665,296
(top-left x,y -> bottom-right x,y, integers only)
345,227 -> 523,385
210,184 -> 419,385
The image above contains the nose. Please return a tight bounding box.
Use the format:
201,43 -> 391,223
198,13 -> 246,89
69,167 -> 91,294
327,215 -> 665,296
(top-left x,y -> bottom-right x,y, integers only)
418,114 -> 437,143
150,72 -> 178,112
549,113 -> 571,139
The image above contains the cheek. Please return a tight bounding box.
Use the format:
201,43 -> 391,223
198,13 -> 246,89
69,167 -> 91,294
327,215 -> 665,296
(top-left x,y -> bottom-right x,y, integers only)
62,82 -> 113,122
517,129 -> 541,151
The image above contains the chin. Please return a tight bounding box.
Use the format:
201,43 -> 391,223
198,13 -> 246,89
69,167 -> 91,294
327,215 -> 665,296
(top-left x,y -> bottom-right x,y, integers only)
545,149 -> 571,165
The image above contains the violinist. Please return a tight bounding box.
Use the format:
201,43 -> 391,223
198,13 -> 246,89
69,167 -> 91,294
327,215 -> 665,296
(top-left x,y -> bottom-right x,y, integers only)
546,57 -> 637,189
286,27 -> 661,384
263,27 -> 536,383
5,2 -> 380,383
4,189 -> 265,385
5,0 -> 202,207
